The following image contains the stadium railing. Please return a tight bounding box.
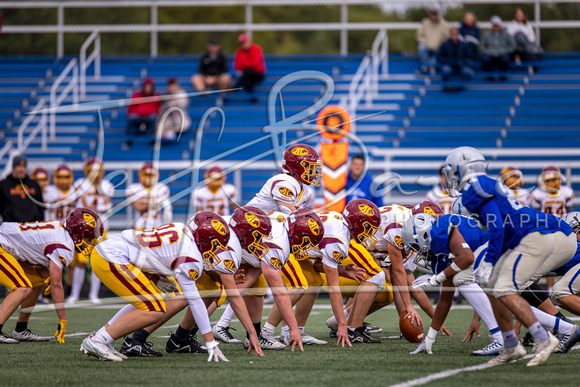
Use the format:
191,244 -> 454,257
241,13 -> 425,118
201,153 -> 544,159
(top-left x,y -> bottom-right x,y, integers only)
49,58 -> 79,139
80,31 -> 101,100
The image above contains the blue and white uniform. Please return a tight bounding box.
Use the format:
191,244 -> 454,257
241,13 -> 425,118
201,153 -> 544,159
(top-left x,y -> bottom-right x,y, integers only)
552,240 -> 580,303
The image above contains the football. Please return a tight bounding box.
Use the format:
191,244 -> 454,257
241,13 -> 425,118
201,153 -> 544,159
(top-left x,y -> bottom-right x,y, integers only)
399,311 -> 424,343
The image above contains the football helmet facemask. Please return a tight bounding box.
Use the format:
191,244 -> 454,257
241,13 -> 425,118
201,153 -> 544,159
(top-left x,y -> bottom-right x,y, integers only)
31,167 -> 50,190
54,164 -> 73,191
343,199 -> 381,249
139,162 -> 159,189
229,206 -> 272,259
63,207 -> 104,257
287,209 -> 324,260
443,147 -> 487,194
188,211 -> 230,269
282,144 -> 323,187
401,213 -> 436,260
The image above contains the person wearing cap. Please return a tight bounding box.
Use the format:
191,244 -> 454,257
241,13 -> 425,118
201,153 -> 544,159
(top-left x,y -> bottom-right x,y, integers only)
233,34 -> 266,94
480,16 -> 516,78
157,77 -> 191,140
192,38 -> 232,93
437,27 -> 475,83
416,6 -> 450,73
0,155 -> 45,223
125,78 -> 161,148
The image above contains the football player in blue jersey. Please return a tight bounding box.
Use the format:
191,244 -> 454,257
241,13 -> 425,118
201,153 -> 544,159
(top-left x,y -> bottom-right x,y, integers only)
443,147 -> 577,367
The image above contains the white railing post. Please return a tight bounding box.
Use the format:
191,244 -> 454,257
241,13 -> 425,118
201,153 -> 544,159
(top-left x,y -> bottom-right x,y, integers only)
151,4 -> 158,58
80,31 -> 101,99
381,31 -> 388,77
245,4 -> 253,40
57,4 -> 64,59
340,3 -> 348,56
535,0 -> 541,45
50,58 -> 78,138
17,98 -> 47,153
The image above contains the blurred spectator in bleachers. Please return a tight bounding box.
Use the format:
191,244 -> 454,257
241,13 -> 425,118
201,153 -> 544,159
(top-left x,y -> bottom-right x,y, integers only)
157,77 -> 191,140
480,16 -> 516,80
506,7 -> 544,64
437,27 -> 474,83
416,6 -> 449,73
345,155 -> 383,207
125,78 -> 160,147
459,11 -> 480,61
0,155 -> 45,222
192,38 -> 232,94
234,34 -> 266,96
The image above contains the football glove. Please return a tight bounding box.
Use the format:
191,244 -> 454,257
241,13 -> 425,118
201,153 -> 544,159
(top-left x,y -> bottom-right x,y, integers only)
474,261 -> 494,288
54,319 -> 67,344
206,340 -> 229,362
43,277 -> 52,296
156,276 -> 178,294
412,274 -> 438,289
409,327 -> 437,355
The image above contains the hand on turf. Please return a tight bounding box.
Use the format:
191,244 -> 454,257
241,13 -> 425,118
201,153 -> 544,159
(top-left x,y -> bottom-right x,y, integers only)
410,338 -> 433,355
289,329 -> 304,352
206,340 -> 229,362
247,333 -> 265,357
54,319 -> 67,344
474,261 -> 494,288
440,324 -> 452,337
412,274 -> 439,289
336,325 -> 352,348
343,263 -> 366,283
462,319 -> 481,343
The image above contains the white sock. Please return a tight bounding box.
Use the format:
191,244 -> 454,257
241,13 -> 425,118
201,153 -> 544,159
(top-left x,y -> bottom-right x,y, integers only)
108,304 -> 137,326
262,322 -> 275,334
216,304 -> 235,328
281,325 -> 290,335
89,271 -> 101,299
95,328 -> 114,345
531,306 -> 574,334
459,283 -> 503,343
298,326 -> 304,334
70,267 -> 86,299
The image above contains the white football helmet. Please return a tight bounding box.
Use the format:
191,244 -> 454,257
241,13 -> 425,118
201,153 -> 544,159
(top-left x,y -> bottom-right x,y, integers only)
401,213 -> 436,258
563,211 -> 580,230
443,147 -> 488,194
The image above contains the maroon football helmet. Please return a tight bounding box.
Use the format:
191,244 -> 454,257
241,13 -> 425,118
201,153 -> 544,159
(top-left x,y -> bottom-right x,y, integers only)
54,164 -> 74,191
188,211 -> 230,268
282,144 -> 323,186
343,199 -> 381,249
63,207 -> 104,257
412,201 -> 444,219
31,167 -> 50,189
229,206 -> 272,259
287,209 -> 324,259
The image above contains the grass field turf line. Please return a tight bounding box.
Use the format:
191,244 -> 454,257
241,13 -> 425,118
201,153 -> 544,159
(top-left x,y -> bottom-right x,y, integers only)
1,301 -> 579,387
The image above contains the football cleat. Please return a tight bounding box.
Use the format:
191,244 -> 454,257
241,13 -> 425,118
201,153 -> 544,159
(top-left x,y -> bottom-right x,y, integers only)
363,322 -> 382,334
212,325 -> 243,344
527,332 -> 559,367
244,334 -> 286,350
11,329 -> 51,342
487,342 -> 526,365
80,333 -> 123,362
329,330 -> 338,338
349,326 -> 381,344
89,297 -> 102,305
471,340 -> 503,356
119,337 -> 162,357
65,296 -> 79,304
165,333 -> 207,354
555,325 -> 580,354
281,330 -> 327,345
326,316 -> 339,332
520,331 -> 534,347
0,332 -> 19,344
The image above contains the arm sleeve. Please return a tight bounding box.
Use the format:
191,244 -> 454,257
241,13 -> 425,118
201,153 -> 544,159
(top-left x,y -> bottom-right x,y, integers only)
175,270 -> 212,335
479,198 -> 505,265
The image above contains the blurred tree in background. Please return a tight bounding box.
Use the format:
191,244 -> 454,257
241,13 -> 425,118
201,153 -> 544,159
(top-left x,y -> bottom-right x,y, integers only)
1,2 -> 580,56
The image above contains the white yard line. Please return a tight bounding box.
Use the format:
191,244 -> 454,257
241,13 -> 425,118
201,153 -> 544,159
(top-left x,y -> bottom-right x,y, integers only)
389,345 -> 580,387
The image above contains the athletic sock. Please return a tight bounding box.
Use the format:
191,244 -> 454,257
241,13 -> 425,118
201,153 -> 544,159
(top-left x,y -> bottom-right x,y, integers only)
0,324 -> 3,332
174,325 -> 191,342
531,306 -> 573,334
70,267 -> 86,299
14,321 -> 28,332
298,326 -> 305,334
529,322 -> 550,342
501,329 -> 519,349
556,311 -> 575,325
190,326 -> 199,337
216,304 -> 235,328
458,283 -> 503,343
95,329 -> 114,345
131,329 -> 150,342
89,271 -> 101,299
281,325 -> 290,336
262,322 -> 275,334
249,322 -> 261,339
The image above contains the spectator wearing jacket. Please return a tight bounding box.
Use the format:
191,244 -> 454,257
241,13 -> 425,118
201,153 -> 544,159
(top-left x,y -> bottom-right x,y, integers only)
157,78 -> 191,140
345,155 -> 383,207
506,7 -> 544,63
0,155 -> 44,223
459,11 -> 480,61
192,38 -> 232,92
416,7 -> 450,73
233,34 -> 265,93
126,78 -> 160,141
437,27 -> 474,82
480,16 -> 516,76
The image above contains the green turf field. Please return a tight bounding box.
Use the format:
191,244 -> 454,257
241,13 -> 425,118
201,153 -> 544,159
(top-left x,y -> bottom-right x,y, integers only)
1,300 -> 578,387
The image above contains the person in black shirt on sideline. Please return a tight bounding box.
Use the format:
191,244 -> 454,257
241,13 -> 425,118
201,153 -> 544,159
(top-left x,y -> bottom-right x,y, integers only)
0,155 -> 44,223
192,38 -> 232,93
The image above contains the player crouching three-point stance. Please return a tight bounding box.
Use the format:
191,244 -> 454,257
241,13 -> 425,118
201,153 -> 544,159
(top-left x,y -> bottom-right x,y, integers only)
0,208 -> 102,343
80,212 -> 234,362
